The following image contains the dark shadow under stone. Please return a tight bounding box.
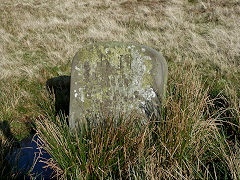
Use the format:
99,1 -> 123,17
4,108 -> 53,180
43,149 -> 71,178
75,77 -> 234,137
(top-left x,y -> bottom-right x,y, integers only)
46,75 -> 71,123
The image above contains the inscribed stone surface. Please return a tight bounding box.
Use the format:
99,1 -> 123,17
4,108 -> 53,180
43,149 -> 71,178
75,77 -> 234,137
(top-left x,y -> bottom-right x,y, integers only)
69,42 -> 167,130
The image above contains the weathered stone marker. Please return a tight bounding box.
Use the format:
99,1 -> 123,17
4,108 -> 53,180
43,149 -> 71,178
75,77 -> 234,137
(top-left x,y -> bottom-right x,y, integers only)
69,42 -> 167,131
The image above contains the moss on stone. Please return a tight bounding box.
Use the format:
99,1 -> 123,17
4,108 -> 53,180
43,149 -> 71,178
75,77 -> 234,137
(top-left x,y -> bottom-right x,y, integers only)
69,42 -> 168,130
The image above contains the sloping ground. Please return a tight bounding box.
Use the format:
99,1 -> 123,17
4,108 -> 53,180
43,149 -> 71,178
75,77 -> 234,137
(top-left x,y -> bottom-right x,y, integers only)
0,0 -> 240,179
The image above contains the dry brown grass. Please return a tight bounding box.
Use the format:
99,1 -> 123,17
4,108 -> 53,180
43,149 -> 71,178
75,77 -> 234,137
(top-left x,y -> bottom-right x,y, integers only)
0,0 -> 240,179
0,0 -> 239,78
144,63 -> 240,179
34,63 -> 240,179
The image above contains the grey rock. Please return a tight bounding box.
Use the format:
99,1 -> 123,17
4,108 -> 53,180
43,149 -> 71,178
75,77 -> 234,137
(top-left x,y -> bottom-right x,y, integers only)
69,42 -> 168,131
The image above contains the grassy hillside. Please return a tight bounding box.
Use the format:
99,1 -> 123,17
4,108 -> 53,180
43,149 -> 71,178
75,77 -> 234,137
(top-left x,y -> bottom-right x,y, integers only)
0,0 -> 240,179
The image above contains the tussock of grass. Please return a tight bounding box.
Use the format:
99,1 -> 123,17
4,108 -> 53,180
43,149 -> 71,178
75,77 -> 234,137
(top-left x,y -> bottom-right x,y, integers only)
34,64 -> 240,179
36,109 -> 148,179
148,64 -> 237,179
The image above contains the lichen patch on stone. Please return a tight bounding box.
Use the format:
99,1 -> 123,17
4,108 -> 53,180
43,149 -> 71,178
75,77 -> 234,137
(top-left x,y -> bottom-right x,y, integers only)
69,42 -> 168,130
75,66 -> 81,71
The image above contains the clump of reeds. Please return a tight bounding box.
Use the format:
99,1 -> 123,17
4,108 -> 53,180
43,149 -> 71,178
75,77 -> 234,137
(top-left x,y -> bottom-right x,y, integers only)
36,110 -> 149,179
35,64 -> 240,179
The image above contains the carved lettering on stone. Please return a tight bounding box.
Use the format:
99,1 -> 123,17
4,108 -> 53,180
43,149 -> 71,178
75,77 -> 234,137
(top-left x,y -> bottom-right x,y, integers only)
69,42 -> 168,131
